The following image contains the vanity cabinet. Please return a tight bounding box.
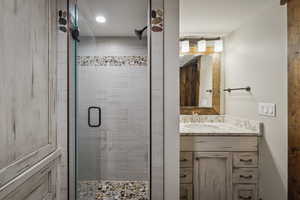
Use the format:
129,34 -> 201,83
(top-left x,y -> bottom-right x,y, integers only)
180,184 -> 193,200
180,136 -> 259,200
194,152 -> 232,200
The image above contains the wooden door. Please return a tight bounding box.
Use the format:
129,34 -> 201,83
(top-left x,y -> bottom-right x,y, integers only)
288,0 -> 300,200
0,160 -> 58,200
194,152 -> 232,200
180,62 -> 200,107
288,0 -> 300,199
0,0 -> 57,187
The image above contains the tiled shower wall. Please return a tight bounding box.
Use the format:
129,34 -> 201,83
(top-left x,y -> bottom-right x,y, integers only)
77,37 -> 149,181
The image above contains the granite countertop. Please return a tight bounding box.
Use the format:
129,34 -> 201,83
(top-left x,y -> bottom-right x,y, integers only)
180,115 -> 263,136
180,122 -> 260,136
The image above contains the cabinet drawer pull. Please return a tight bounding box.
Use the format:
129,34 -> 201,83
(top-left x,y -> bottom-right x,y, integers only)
180,159 -> 188,162
240,158 -> 253,163
239,195 -> 252,200
180,174 -> 187,178
240,175 -> 253,179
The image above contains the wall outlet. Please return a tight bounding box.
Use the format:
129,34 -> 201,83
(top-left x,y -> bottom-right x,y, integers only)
258,103 -> 276,117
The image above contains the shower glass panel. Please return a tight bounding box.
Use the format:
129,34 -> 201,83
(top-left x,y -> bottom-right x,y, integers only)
74,1 -> 150,199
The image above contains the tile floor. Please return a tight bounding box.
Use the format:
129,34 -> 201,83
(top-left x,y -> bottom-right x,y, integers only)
78,180 -> 149,200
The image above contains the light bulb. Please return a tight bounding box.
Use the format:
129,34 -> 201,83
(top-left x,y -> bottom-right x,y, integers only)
197,40 -> 207,52
181,40 -> 190,53
214,40 -> 223,52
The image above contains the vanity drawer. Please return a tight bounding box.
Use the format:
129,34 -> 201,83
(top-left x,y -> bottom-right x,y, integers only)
233,184 -> 257,200
181,136 -> 258,152
180,168 -> 193,184
233,152 -> 258,167
180,184 -> 193,200
180,152 -> 193,168
233,168 -> 258,183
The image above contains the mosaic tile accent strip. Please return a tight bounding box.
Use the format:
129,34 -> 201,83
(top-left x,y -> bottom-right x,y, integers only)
78,56 -> 148,67
78,180 -> 149,200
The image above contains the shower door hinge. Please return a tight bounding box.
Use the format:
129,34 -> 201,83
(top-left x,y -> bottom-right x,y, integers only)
70,26 -> 80,42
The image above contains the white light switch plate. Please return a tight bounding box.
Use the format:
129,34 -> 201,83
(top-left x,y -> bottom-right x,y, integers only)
258,103 -> 276,117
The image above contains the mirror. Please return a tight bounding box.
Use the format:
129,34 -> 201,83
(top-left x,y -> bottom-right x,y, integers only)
180,55 -> 213,107
180,47 -> 221,115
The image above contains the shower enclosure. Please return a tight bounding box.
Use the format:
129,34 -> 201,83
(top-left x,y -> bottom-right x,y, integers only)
69,0 -> 153,199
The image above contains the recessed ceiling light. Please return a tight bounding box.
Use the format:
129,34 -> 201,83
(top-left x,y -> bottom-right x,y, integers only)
95,16 -> 106,23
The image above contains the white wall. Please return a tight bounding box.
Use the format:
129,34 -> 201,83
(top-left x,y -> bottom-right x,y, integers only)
224,3 -> 287,200
164,0 -> 180,199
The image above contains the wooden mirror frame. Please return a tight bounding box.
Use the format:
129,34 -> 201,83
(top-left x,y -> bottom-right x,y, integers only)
180,53 -> 221,115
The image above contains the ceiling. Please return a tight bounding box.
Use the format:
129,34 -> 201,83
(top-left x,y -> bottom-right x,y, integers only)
180,0 -> 278,37
78,0 -> 279,37
78,0 -> 148,37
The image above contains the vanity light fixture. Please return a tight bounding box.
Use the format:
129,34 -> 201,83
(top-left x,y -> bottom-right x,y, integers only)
181,40 -> 190,53
197,40 -> 207,52
214,40 -> 223,52
95,16 -> 106,23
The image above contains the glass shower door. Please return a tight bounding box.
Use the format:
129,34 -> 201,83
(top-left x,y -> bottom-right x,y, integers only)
73,0 -> 150,199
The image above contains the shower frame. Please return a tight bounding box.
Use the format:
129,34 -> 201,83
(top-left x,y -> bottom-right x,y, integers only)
66,0 -> 172,199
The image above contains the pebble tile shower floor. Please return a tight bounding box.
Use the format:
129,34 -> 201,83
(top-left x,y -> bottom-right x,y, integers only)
78,180 -> 149,200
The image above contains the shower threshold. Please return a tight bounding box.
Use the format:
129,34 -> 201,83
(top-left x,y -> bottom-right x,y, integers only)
78,180 -> 149,200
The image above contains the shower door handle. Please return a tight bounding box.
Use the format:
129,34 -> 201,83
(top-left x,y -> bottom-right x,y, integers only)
88,106 -> 101,127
